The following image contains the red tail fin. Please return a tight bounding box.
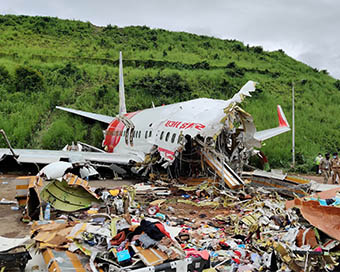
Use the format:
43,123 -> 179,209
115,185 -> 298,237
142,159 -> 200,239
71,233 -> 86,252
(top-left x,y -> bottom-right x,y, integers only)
277,105 -> 289,127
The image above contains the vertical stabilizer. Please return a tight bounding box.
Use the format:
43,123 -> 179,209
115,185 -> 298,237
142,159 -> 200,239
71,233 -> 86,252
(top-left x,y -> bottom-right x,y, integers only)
119,51 -> 127,115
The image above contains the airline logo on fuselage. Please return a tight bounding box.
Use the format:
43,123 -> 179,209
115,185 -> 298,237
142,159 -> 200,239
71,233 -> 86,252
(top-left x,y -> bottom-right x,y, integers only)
165,120 -> 205,130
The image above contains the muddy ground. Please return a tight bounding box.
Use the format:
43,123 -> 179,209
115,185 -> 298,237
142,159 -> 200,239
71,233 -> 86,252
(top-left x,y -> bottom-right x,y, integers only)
0,174 -> 324,238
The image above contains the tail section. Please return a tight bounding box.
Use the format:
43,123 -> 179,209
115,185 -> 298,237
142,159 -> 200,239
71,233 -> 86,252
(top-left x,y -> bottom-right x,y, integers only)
119,51 -> 127,115
253,105 -> 290,141
277,105 -> 289,128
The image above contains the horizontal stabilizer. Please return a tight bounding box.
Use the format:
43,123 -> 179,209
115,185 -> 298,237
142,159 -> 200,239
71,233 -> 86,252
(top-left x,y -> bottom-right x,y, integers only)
56,106 -> 114,124
254,105 -> 290,141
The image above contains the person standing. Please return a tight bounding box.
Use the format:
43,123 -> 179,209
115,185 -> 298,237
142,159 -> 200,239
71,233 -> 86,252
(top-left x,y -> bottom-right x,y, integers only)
319,153 -> 331,184
331,152 -> 340,184
314,153 -> 323,174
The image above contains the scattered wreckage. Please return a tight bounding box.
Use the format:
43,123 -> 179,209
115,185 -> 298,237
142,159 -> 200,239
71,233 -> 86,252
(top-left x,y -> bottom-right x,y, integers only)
1,167 -> 340,272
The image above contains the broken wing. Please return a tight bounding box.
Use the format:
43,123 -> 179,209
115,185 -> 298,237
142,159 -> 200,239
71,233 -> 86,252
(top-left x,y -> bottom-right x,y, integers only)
0,148 -> 143,165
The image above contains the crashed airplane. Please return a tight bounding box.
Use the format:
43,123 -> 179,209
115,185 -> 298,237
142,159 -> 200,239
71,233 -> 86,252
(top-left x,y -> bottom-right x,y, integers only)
0,52 -> 290,188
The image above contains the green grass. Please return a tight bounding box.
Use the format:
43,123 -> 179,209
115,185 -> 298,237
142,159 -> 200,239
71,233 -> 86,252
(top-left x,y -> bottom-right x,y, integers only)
0,14 -> 340,172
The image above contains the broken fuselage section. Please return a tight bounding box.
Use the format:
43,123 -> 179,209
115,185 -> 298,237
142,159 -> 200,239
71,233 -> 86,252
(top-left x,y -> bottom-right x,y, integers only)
102,81 -> 281,188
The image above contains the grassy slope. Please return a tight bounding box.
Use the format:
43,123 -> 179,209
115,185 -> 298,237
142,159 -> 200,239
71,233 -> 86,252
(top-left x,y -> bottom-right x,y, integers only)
0,14 -> 339,171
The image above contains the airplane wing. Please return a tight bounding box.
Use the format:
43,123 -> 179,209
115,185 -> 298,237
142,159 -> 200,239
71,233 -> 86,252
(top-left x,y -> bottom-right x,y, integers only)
56,106 -> 114,124
0,148 -> 143,166
254,105 -> 290,141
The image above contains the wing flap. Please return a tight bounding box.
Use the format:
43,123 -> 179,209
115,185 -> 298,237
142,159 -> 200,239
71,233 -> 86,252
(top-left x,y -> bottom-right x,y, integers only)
56,106 -> 114,124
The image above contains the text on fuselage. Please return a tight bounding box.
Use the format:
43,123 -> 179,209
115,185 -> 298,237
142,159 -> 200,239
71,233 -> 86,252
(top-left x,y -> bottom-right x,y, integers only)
164,120 -> 205,130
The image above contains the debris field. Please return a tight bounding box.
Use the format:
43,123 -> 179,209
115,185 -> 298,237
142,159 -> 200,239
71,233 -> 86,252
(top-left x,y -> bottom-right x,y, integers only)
1,172 -> 340,272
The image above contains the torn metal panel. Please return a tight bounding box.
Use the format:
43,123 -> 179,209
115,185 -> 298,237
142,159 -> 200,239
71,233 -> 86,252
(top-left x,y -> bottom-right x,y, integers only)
38,161 -> 73,180
131,245 -> 168,266
244,169 -> 287,180
0,236 -> 30,252
310,182 -> 340,192
63,173 -> 100,199
201,149 -> 244,189
15,176 -> 34,206
286,188 -> 340,241
40,176 -> 101,212
242,170 -> 310,197
42,248 -> 87,272
79,165 -> 99,179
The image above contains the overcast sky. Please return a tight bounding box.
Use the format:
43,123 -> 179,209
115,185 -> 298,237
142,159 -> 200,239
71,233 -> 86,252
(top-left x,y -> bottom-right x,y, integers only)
1,0 -> 339,79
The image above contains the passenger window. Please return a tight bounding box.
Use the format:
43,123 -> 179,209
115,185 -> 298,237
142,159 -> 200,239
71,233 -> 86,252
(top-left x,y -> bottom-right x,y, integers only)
145,131 -> 148,139
165,132 -> 170,142
129,128 -> 134,146
160,131 -> 164,140
125,128 -> 130,145
149,131 -> 152,137
139,131 -> 141,138
171,133 -> 176,143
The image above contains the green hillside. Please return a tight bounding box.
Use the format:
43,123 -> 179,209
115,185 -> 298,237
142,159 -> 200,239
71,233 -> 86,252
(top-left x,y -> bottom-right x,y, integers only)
0,14 -> 339,171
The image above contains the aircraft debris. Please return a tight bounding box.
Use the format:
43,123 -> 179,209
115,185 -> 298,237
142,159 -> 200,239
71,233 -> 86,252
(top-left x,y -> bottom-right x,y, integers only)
242,169 -> 312,197
38,161 -> 73,180
0,236 -> 31,271
3,171 -> 340,271
40,174 -> 101,212
286,187 -> 340,242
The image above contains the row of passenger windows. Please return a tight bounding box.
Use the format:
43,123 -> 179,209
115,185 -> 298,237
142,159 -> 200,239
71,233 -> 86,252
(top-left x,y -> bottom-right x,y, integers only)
122,129 -> 152,139
110,128 -> 182,145
159,131 -> 183,144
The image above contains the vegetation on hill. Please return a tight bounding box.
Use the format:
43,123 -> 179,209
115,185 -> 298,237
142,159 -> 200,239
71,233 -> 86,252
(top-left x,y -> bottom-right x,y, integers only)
1,14 -> 340,171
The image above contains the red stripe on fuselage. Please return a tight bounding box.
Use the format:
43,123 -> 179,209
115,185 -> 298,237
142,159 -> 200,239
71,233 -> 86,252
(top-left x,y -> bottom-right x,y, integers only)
103,111 -> 139,152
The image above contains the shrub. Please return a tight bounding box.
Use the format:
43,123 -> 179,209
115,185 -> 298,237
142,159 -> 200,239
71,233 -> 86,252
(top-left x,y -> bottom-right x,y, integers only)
14,66 -> 44,93
253,46 -> 263,54
0,65 -> 10,84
